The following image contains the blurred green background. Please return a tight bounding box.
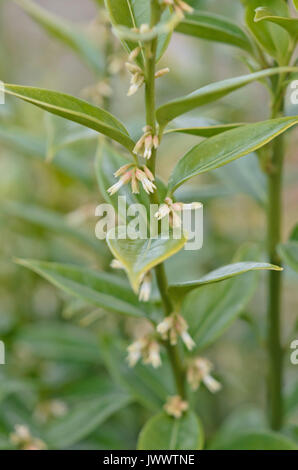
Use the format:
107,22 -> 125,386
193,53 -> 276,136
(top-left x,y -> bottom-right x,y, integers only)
0,0 -> 297,450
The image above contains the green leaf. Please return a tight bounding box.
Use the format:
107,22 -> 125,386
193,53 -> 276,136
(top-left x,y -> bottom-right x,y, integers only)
164,123 -> 244,138
157,67 -> 298,127
104,0 -> 171,64
245,0 -> 291,63
137,411 -> 204,450
210,430 -> 297,450
2,200 -> 103,254
294,0 -> 298,11
3,85 -> 134,151
168,262 -> 281,302
168,116 -> 298,193
106,226 -> 187,293
278,241 -> 298,272
182,246 -> 261,350
16,322 -> 102,363
16,259 -> 146,318
46,392 -> 132,448
254,7 -> 298,39
13,0 -> 104,73
0,124 -> 93,186
175,11 -> 253,53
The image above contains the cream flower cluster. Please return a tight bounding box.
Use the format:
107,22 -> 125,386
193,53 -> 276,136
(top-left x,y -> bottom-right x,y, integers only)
133,125 -> 159,160
107,163 -> 156,195
187,357 -> 222,393
127,335 -> 161,369
155,197 -> 202,228
164,395 -> 189,418
157,312 -> 195,350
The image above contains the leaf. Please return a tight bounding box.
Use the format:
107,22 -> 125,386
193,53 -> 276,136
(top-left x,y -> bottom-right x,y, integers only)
106,226 -> 187,293
0,124 -> 93,186
3,85 -> 134,151
16,322 -> 102,363
168,116 -> 298,193
210,430 -> 297,450
175,11 -> 253,53
254,7 -> 298,39
46,391 -> 132,448
16,259 -> 146,318
137,411 -> 204,450
168,262 -> 282,302
164,123 -> 244,138
13,0 -> 104,73
245,0 -> 291,63
104,0 -> 171,64
2,200 -> 103,254
157,67 -> 298,127
182,246 -> 262,350
278,241 -> 298,272
294,0 -> 298,11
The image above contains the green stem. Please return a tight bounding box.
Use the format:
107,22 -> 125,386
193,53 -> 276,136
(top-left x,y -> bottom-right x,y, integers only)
266,95 -> 285,430
143,1 -> 186,399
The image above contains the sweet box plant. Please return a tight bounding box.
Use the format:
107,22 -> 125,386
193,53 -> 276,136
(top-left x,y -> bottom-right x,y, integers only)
1,0 -> 298,450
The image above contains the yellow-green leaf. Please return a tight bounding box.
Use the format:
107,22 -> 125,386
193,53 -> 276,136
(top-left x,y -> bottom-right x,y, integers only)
106,226 -> 187,293
254,7 -> 298,39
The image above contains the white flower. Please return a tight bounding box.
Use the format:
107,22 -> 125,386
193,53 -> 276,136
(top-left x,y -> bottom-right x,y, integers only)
107,164 -> 156,196
164,395 -> 189,418
162,0 -> 193,17
157,313 -> 195,350
127,335 -> 161,369
186,357 -> 222,393
154,198 -> 202,229
139,272 -> 152,302
125,62 -> 144,96
133,126 -> 159,159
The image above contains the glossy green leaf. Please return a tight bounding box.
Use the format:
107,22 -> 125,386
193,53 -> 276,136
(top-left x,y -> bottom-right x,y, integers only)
104,0 -> 171,64
3,85 -> 134,151
13,0 -> 104,73
164,123 -> 244,138
168,116 -> 298,193
168,262 -> 281,302
175,11 -> 253,53
16,259 -> 146,318
138,411 -> 204,450
46,391 -> 132,448
156,67 -> 297,126
106,226 -> 187,293
210,430 -> 297,450
245,0 -> 290,63
2,200 -> 102,254
254,7 -> 298,39
16,322 -> 102,363
278,241 -> 298,272
182,246 -> 261,350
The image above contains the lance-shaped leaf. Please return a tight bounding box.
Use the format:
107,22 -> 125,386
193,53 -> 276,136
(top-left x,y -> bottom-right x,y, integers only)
182,246 -> 265,350
278,240 -> 298,272
168,262 -> 282,302
156,67 -> 298,127
104,0 -> 171,64
3,85 -> 135,151
164,123 -> 244,138
168,116 -> 298,193
138,411 -> 204,450
245,0 -> 290,62
46,390 -> 132,449
16,259 -> 146,318
13,0 -> 104,73
254,7 -> 298,39
106,226 -> 187,293
175,11 -> 253,53
2,200 -> 103,254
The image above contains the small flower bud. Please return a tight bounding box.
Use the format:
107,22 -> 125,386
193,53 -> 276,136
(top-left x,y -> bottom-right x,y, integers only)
155,67 -> 170,79
164,395 -> 189,418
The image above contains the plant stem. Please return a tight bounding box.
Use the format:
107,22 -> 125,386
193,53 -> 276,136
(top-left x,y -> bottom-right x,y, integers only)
143,1 -> 186,398
266,93 -> 285,430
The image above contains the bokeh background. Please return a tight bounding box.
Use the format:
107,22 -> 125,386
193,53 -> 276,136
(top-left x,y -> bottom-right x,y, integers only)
0,0 -> 297,449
